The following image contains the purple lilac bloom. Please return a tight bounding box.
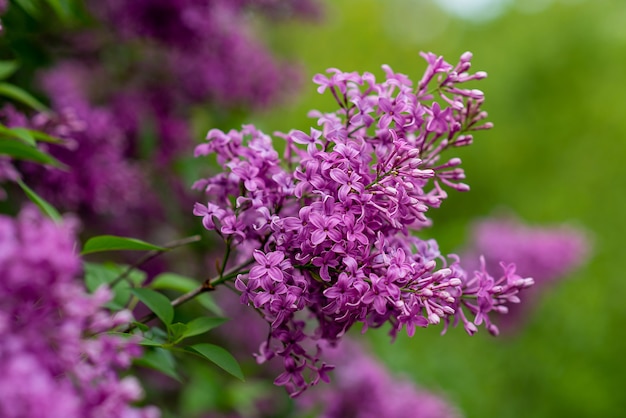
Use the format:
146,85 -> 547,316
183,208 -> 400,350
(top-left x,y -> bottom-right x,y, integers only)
0,207 -> 158,417
194,52 -> 533,396
90,0 -> 309,110
0,63 -> 154,221
462,215 -> 589,331
297,340 -> 460,418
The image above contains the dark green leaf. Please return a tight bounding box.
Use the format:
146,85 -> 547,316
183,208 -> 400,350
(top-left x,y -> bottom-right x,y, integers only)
188,343 -> 244,381
12,0 -> 39,18
0,139 -> 66,168
168,322 -> 189,344
81,235 -> 165,255
0,61 -> 19,80
184,317 -> 229,339
0,83 -> 47,111
134,347 -> 181,382
131,288 -> 174,325
16,179 -> 61,222
83,262 -> 145,309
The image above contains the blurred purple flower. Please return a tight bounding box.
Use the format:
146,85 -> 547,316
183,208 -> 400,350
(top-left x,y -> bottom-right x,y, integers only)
462,215 -> 590,331
298,341 -> 460,418
0,207 -> 158,417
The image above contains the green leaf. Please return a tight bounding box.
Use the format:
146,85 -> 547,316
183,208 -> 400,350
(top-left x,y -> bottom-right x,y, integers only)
131,288 -> 174,326
188,343 -> 244,381
151,273 -> 200,293
134,347 -> 181,382
0,139 -> 66,168
151,273 -> 223,315
139,338 -> 164,347
0,83 -> 47,111
168,322 -> 189,344
184,317 -> 229,339
12,0 -> 39,18
83,262 -> 146,309
5,127 -> 35,146
16,179 -> 61,222
81,235 -> 165,255
0,61 -> 19,80
26,129 -> 64,144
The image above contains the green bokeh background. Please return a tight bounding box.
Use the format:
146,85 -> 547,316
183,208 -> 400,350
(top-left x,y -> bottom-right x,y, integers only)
249,1 -> 625,417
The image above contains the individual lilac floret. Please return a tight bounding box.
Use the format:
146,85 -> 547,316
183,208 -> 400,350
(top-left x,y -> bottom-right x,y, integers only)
462,215 -> 589,331
297,340 -> 461,418
194,52 -> 532,396
0,207 -> 158,418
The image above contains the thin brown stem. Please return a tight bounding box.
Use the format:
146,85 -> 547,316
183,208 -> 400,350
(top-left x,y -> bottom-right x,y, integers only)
110,235 -> 201,288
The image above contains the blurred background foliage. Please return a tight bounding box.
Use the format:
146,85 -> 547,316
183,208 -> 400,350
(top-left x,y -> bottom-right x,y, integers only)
247,0 -> 625,417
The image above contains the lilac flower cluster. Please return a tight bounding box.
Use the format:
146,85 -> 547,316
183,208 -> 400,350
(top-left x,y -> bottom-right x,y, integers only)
194,52 -> 534,395
462,215 -> 589,331
298,340 -> 460,418
0,207 -> 158,417
1,64 -> 151,219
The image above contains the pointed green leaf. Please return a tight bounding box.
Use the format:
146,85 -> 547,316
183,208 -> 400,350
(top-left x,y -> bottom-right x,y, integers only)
134,347 -> 181,382
188,343 -> 244,381
184,317 -> 229,339
26,129 -> 64,144
16,179 -> 61,222
0,139 -> 66,168
131,288 -> 174,325
0,125 -> 35,145
81,235 -> 165,255
0,83 -> 47,111
0,61 -> 19,80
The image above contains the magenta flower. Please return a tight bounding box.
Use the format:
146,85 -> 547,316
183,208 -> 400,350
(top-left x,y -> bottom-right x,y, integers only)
194,52 -> 533,396
0,207 -> 157,417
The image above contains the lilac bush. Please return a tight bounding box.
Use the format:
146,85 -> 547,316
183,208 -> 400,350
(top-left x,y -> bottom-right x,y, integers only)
0,206 -> 157,417
193,51 -> 534,396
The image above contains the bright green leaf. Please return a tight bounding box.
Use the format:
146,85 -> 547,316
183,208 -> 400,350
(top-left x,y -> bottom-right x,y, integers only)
0,61 -> 19,80
184,317 -> 229,339
188,343 -> 244,381
131,288 -> 174,325
0,125 -> 35,145
16,179 -> 61,222
0,139 -> 66,168
26,129 -> 64,144
134,347 -> 181,382
151,273 -> 200,293
81,235 -> 165,255
0,83 -> 47,111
